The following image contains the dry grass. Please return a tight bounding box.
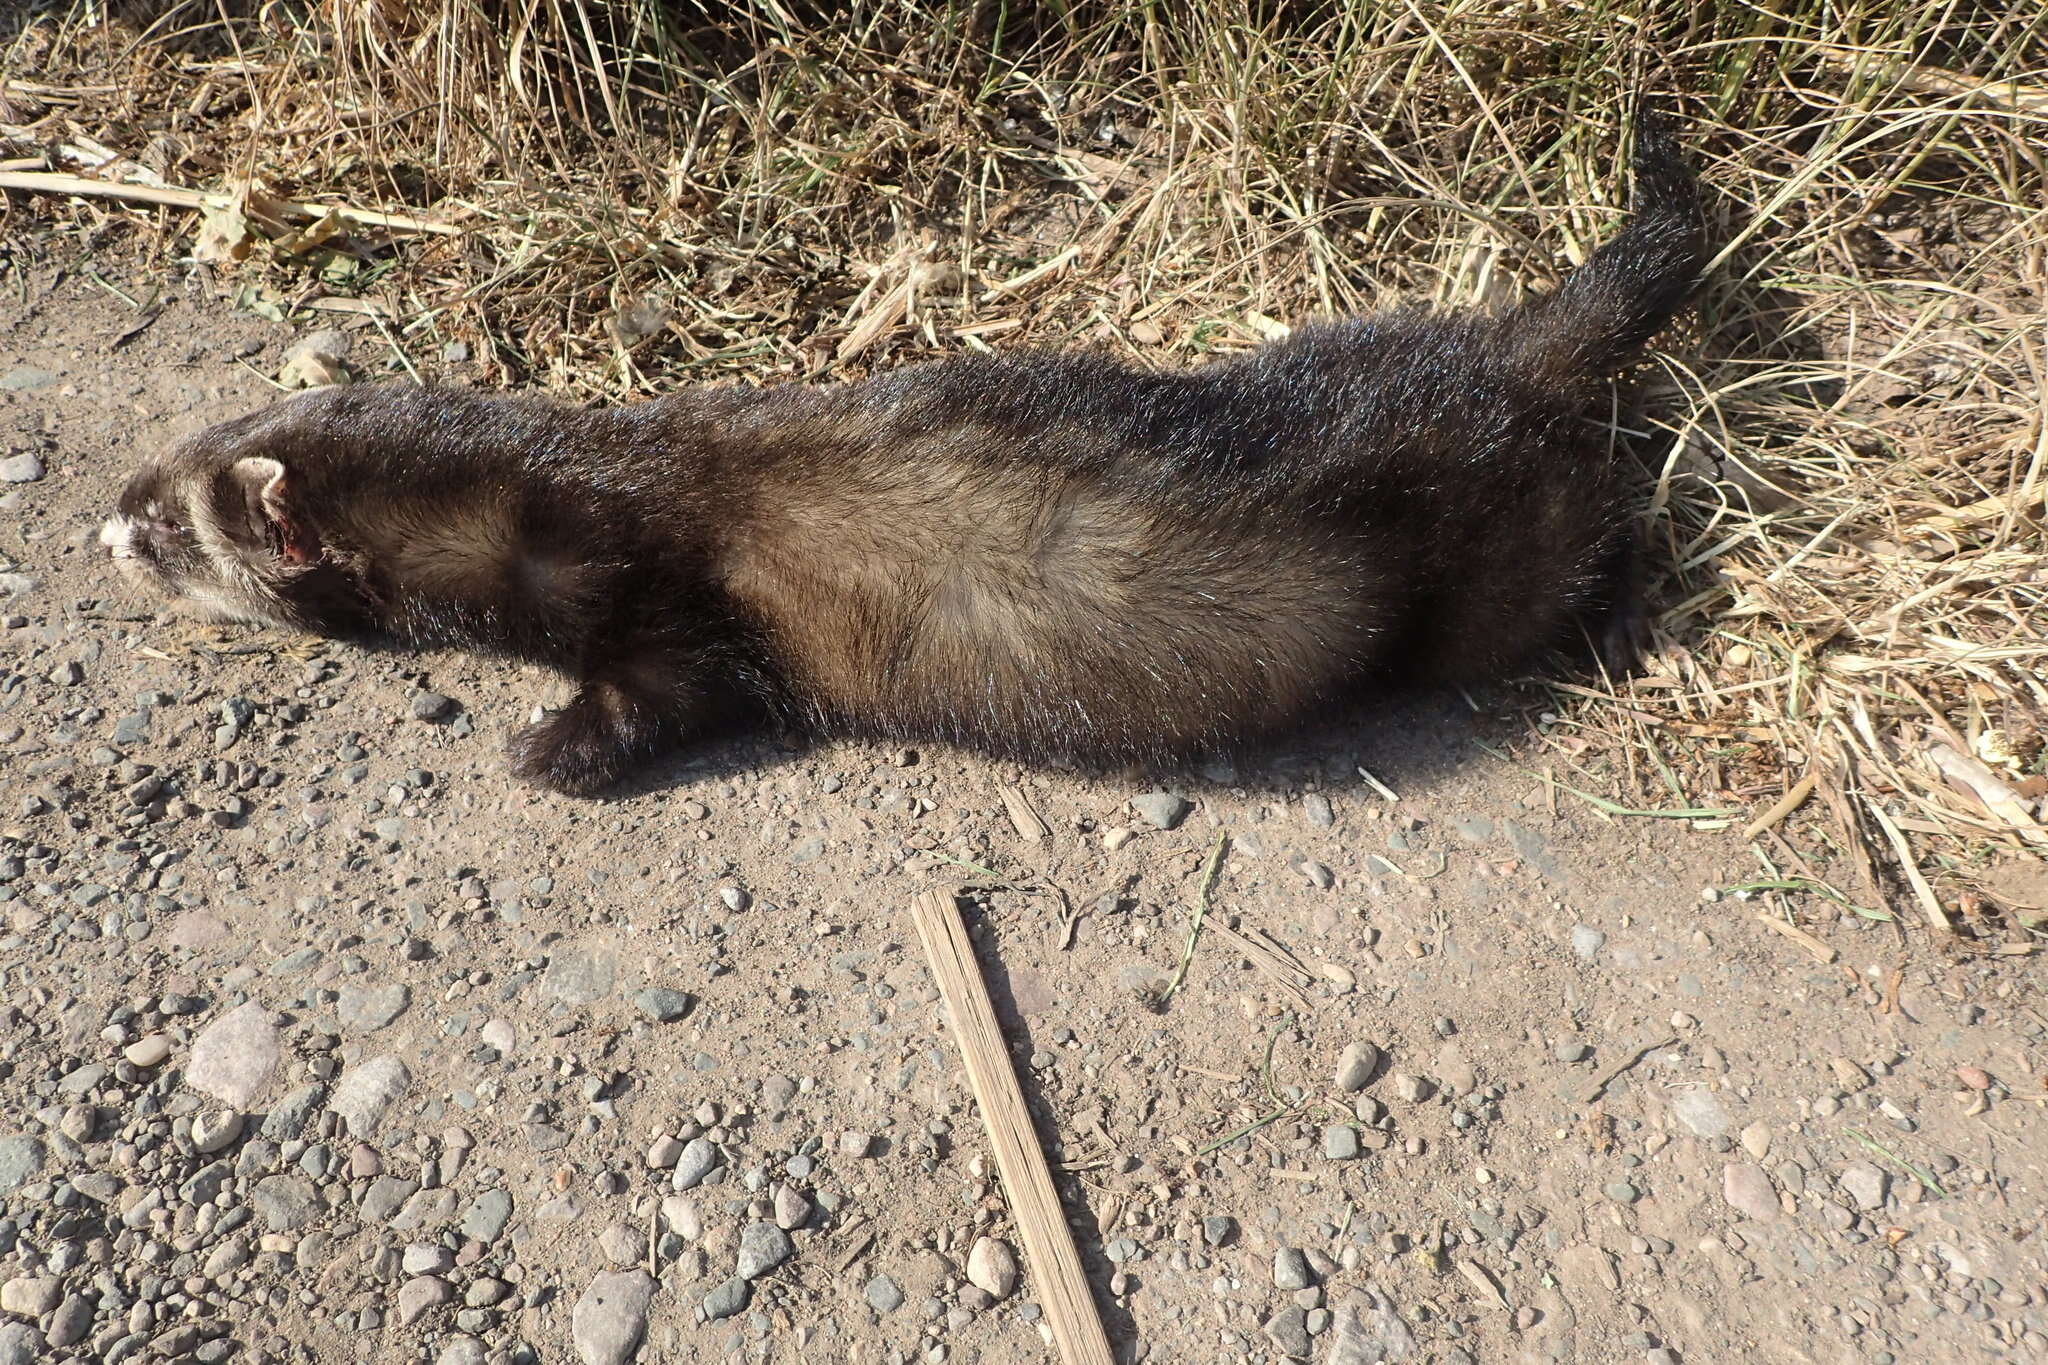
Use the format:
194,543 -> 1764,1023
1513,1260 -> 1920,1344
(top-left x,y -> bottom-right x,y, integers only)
5,1 -> 2045,941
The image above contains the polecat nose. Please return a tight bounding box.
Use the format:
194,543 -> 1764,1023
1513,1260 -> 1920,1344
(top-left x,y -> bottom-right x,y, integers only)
99,517 -> 138,559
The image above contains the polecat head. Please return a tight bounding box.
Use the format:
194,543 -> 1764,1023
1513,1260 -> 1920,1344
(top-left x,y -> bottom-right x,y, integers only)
102,392 -> 364,632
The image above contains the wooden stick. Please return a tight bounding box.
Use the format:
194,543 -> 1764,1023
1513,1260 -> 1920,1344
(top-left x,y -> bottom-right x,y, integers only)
0,169 -> 463,235
1752,912 -> 1838,964
1741,771 -> 1816,841
1001,784 -> 1051,842
908,890 -> 1114,1365
1863,797 -> 1953,934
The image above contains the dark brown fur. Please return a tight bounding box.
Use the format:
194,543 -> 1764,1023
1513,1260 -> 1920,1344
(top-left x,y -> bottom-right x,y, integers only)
104,117 -> 1703,796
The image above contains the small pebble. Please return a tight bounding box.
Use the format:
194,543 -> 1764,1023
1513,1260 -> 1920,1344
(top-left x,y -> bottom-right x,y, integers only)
1334,1041 -> 1380,1092
123,1034 -> 171,1067
632,988 -> 694,1023
966,1237 -> 1019,1300
866,1274 -> 905,1314
1273,1248 -> 1313,1291
1130,792 -> 1192,830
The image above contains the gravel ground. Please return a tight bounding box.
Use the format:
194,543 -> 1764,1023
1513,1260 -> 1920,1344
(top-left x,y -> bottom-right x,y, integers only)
0,262 -> 2042,1365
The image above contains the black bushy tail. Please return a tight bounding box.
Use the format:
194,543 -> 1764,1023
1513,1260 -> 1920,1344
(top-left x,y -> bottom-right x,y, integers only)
1519,105 -> 1705,379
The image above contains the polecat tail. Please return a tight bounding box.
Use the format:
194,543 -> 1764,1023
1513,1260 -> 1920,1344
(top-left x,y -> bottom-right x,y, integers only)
1516,106 -> 1704,380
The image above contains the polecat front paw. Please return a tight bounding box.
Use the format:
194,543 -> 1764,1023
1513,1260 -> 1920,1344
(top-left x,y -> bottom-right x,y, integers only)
507,705 -> 635,797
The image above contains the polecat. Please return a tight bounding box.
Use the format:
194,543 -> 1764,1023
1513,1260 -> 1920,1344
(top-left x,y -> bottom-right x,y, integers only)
103,115 -> 1703,797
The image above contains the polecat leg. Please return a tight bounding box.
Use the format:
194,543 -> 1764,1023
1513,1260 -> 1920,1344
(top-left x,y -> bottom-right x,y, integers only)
507,643 -> 733,795
1591,528 -> 1653,677
508,677 -> 679,796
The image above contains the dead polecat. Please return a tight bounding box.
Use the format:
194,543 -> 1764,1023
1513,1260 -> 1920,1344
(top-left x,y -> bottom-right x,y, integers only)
104,116 -> 1702,797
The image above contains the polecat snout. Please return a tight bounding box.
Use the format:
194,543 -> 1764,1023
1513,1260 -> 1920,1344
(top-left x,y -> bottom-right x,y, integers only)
105,115 -> 1703,796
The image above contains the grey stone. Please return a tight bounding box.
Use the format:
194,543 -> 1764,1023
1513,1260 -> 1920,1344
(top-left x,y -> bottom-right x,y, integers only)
0,367 -> 58,391
1301,794 -> 1335,827
701,1276 -> 749,1322
0,1322 -> 44,1365
1274,1248 -> 1314,1291
465,1278 -> 510,1308
187,1002 -> 280,1108
437,1338 -> 486,1365
329,1055 -> 410,1137
462,1189 -> 513,1243
261,1084 -> 324,1141
1324,1125 -> 1361,1161
0,454 -> 43,484
1334,1041 -> 1379,1092
1130,792 -> 1192,830
1570,925 -> 1606,960
571,1270 -> 654,1365
192,1110 -> 244,1153
394,1187 -> 458,1231
1202,1216 -> 1237,1247
362,1176 -> 420,1223
1392,1073 -> 1433,1103
1326,1286 -> 1417,1365
267,946 -> 322,976
660,1196 -> 701,1241
0,1137 -> 45,1193
0,1277 -> 61,1317
735,1221 -> 793,1280
631,988 -> 693,1023
1840,1162 -> 1888,1210
597,1221 -> 642,1266
672,1137 -> 719,1190
337,984 -> 411,1032
865,1274 -> 904,1313
544,948 -> 616,1005
1265,1305 -> 1312,1359
1670,1088 -> 1732,1140
410,691 -> 454,721
251,1174 -> 322,1231
1722,1164 -> 1778,1222
203,1240 -> 251,1279
74,1171 -> 118,1205
46,1293 -> 90,1348
121,1189 -> 163,1231
398,1276 -> 454,1326
177,1159 -> 231,1207
404,1244 -> 455,1275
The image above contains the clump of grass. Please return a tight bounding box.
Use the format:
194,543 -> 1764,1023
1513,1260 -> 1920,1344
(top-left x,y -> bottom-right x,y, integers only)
5,1 -> 2044,937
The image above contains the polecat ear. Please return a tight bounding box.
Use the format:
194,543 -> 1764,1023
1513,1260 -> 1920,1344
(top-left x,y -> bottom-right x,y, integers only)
231,456 -> 318,566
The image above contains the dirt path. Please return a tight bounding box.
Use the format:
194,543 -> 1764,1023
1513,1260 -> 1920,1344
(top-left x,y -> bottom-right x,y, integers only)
0,262 -> 2040,1365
